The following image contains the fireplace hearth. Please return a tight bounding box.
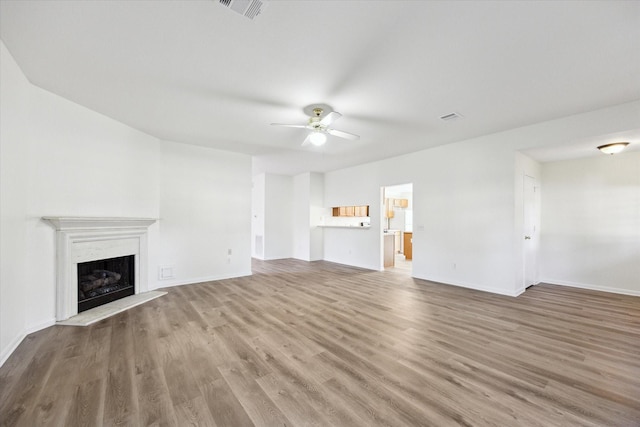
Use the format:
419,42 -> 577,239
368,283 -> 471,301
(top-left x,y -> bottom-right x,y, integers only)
78,255 -> 135,312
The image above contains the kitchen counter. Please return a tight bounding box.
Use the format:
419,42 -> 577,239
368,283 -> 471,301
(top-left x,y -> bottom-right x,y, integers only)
384,230 -> 402,255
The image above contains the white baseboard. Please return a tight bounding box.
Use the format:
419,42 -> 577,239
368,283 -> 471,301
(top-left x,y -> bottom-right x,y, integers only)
412,274 -> 522,297
540,278 -> 640,297
1,317 -> 57,368
1,332 -> 25,368
322,257 -> 379,272
153,270 -> 253,289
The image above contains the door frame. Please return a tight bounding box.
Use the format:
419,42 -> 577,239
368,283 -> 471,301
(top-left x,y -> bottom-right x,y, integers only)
523,174 -> 539,288
380,183 -> 413,273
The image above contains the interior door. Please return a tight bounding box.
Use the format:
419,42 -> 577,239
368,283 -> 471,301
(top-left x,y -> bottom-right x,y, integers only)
523,175 -> 538,288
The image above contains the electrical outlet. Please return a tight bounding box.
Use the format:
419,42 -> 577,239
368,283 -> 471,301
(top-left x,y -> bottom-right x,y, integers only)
228,248 -> 232,255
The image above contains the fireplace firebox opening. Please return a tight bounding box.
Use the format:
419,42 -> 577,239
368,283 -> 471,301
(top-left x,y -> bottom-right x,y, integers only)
77,255 -> 135,312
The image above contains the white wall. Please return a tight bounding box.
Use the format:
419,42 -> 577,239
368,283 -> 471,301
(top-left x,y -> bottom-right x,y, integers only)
252,173 -> 293,260
322,102 -> 639,296
155,141 -> 252,287
0,41 -> 252,366
309,172 -> 325,260
293,173 -> 311,260
293,172 -> 324,261
0,41 -> 29,365
540,152 -> 640,295
324,140 -> 518,291
251,173 -> 265,258
412,140 -> 518,295
265,174 -> 293,259
324,166 -> 387,271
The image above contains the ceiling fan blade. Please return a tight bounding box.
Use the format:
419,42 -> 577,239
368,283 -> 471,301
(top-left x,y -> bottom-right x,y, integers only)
301,134 -> 312,146
270,123 -> 307,129
327,128 -> 360,141
319,111 -> 342,126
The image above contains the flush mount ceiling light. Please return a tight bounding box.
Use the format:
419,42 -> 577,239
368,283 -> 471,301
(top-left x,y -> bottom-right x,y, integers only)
597,142 -> 630,155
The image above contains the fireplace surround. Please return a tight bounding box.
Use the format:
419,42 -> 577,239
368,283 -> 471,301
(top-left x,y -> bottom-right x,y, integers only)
43,217 -> 157,321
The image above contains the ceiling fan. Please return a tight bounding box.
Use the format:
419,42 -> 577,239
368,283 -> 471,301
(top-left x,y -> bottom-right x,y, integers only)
271,107 -> 360,146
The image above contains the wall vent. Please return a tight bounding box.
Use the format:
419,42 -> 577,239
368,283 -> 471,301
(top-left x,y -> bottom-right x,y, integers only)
218,0 -> 266,20
439,112 -> 463,121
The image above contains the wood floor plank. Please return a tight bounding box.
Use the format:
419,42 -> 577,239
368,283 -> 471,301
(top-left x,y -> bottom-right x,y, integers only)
201,378 -> 255,427
156,337 -> 201,408
173,395 -> 217,427
250,335 -> 361,426
65,379 -> 104,427
214,324 -> 272,379
1,258 -> 639,426
103,312 -> 139,427
254,372 -> 325,426
135,368 -> 178,426
26,353 -> 83,426
0,348 -> 58,426
306,325 -> 484,426
440,355 -> 605,427
218,363 -> 293,427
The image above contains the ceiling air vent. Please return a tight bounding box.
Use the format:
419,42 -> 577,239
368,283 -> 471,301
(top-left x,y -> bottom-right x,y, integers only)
439,112 -> 463,121
218,0 -> 266,20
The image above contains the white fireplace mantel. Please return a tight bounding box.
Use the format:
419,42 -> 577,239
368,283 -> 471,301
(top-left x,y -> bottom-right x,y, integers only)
43,217 -> 157,231
43,217 -> 157,321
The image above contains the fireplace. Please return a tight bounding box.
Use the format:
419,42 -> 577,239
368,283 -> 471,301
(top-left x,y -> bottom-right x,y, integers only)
43,217 -> 157,321
78,255 -> 135,312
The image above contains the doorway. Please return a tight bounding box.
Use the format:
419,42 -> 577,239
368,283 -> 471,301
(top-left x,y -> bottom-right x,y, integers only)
381,183 -> 413,273
523,175 -> 539,288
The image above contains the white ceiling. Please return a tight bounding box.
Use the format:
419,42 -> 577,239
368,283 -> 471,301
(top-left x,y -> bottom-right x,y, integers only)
1,1 -> 639,175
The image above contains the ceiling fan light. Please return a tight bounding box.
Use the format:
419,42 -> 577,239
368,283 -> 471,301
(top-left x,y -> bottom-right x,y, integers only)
309,131 -> 327,146
597,142 -> 629,155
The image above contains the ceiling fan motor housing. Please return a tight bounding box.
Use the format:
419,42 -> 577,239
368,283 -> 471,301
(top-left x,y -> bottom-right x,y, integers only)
309,118 -> 323,129
309,108 -> 325,129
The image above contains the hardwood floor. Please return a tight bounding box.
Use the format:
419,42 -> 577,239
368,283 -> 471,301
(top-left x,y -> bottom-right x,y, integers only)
1,259 -> 639,426
391,253 -> 412,274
